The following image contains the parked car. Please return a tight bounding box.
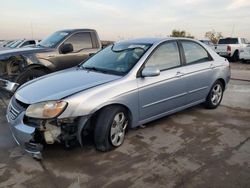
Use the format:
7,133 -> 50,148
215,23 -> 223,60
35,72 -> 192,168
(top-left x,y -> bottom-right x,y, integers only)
0,40 -> 15,48
199,39 -> 215,49
6,38 -> 230,159
7,39 -> 40,49
214,37 -> 249,62
0,29 -> 101,92
1,40 -> 14,47
240,44 -> 250,62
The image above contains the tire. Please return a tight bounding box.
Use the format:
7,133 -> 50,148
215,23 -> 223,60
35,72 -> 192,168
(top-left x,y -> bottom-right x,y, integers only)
204,80 -> 224,109
16,69 -> 47,85
94,106 -> 129,152
231,50 -> 239,62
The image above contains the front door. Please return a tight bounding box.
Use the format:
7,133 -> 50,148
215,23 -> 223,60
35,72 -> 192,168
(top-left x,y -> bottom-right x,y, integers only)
137,41 -> 188,122
51,32 -> 96,70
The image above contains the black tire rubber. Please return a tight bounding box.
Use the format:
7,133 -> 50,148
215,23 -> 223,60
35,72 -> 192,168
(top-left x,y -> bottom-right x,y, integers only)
204,80 -> 224,109
16,69 -> 47,85
94,105 -> 128,152
231,50 -> 239,62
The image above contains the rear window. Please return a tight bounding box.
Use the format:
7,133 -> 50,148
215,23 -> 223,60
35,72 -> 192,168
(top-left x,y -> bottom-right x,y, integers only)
218,38 -> 238,44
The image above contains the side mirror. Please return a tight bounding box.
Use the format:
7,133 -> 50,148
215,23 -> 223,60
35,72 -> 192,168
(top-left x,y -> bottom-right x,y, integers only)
141,67 -> 160,77
60,43 -> 73,54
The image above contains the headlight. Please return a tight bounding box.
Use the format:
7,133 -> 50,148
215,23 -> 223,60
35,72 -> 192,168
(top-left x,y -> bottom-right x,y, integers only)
26,101 -> 68,119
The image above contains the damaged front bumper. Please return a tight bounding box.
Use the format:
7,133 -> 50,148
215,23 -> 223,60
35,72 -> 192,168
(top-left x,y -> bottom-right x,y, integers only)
6,98 -> 90,159
0,78 -> 19,93
6,111 -> 43,159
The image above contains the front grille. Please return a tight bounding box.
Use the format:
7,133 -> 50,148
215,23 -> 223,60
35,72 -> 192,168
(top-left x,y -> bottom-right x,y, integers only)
9,104 -> 21,120
8,97 -> 28,121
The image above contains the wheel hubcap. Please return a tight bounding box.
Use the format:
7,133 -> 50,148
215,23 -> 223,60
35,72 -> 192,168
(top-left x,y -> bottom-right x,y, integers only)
211,84 -> 222,105
110,112 -> 128,146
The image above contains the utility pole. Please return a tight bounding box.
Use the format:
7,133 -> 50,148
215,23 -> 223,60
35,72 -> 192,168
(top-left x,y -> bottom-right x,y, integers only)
30,21 -> 34,39
231,24 -> 235,37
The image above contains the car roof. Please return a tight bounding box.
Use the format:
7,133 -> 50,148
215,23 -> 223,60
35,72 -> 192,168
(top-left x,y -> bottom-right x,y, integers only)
115,37 -> 197,45
57,29 -> 97,33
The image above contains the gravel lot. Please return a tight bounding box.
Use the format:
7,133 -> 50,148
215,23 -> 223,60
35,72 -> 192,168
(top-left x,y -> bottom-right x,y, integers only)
0,63 -> 249,188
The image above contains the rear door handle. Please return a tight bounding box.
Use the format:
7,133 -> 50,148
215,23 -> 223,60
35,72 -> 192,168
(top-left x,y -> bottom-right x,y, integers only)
175,71 -> 184,78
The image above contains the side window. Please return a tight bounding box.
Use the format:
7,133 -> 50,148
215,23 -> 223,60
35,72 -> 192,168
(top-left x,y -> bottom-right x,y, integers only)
145,42 -> 181,70
28,40 -> 36,45
182,41 -> 211,64
64,32 -> 93,52
21,41 -> 35,47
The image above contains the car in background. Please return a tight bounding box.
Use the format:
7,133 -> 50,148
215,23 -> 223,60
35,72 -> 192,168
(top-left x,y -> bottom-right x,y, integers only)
6,38 -> 230,159
0,29 -> 102,92
240,44 -> 250,62
7,39 -> 40,49
0,40 -> 15,48
199,39 -> 215,49
214,37 -> 249,62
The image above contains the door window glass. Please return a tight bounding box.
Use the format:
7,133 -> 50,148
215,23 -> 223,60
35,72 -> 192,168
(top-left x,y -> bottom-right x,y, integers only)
182,41 -> 211,64
64,32 -> 93,52
146,42 -> 181,70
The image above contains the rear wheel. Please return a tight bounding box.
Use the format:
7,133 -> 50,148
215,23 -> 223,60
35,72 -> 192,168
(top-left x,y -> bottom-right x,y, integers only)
231,50 -> 239,62
204,80 -> 224,109
16,69 -> 47,85
94,106 -> 129,152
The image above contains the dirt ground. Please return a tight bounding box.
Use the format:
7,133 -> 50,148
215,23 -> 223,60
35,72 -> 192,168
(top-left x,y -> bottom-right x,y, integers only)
230,61 -> 250,70
0,63 -> 249,188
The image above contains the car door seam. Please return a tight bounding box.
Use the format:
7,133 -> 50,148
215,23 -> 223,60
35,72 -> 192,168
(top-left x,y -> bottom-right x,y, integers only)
142,92 -> 188,108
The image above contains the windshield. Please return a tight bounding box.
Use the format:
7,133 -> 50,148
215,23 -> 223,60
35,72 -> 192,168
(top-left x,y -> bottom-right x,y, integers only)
81,43 -> 152,75
219,38 -> 238,44
38,31 -> 70,48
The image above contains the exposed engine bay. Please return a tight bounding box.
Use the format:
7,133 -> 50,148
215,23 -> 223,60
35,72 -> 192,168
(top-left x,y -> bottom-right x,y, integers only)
24,116 -> 82,147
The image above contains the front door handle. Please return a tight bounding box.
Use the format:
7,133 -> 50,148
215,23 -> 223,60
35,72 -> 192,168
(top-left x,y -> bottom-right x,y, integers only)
48,54 -> 55,58
175,71 -> 184,78
210,64 -> 215,69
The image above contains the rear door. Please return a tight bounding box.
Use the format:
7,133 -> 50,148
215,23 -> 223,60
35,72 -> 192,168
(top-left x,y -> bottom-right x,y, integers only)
180,40 -> 215,104
51,32 -> 99,70
137,41 -> 188,122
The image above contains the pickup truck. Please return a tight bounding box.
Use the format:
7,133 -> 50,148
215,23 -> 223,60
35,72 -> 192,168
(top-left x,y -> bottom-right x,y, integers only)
214,37 -> 249,62
0,29 -> 102,92
240,44 -> 250,62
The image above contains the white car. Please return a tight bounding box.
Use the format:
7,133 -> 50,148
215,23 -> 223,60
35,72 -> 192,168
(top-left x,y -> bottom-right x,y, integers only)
8,39 -> 40,49
240,44 -> 250,62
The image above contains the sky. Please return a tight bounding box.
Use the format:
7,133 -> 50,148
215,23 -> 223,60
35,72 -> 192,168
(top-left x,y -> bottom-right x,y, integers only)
0,0 -> 250,41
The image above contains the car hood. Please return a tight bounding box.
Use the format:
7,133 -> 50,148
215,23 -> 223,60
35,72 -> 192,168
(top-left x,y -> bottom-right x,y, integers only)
0,47 -> 53,60
15,68 -> 121,104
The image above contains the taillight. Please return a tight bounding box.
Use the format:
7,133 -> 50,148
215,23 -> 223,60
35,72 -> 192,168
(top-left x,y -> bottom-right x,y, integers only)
227,46 -> 231,52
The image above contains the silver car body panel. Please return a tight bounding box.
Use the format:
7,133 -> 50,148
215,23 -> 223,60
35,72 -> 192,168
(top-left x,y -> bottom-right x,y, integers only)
15,68 -> 121,104
7,38 -> 231,147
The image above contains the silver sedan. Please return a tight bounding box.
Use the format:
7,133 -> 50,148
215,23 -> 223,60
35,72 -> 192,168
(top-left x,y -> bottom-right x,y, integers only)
6,38 -> 230,158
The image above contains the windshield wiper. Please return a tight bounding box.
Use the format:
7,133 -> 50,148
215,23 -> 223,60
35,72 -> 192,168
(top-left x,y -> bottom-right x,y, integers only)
80,66 -> 108,74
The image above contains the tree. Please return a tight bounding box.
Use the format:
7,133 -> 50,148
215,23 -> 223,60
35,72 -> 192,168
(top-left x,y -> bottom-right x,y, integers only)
170,29 -> 194,39
205,30 -> 223,44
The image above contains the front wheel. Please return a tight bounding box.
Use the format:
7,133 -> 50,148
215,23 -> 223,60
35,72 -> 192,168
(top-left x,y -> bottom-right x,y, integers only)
94,106 -> 129,152
204,80 -> 224,109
